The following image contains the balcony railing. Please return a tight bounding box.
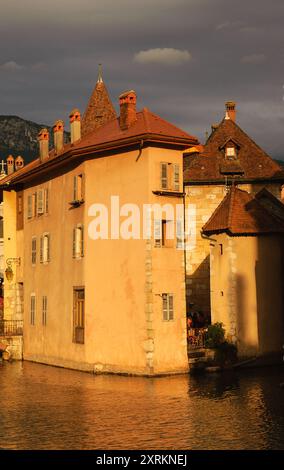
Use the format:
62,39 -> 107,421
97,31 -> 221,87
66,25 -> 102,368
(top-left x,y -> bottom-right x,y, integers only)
0,320 -> 23,336
188,327 -> 207,350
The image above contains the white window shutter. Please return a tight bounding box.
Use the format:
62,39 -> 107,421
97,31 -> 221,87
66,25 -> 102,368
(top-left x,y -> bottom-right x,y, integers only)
72,228 -> 76,258
46,234 -> 50,262
44,188 -> 49,213
28,195 -> 32,219
37,189 -> 44,215
162,294 -> 168,321
81,225 -> 84,257
173,164 -> 180,191
176,218 -> 184,249
40,236 -> 43,263
154,219 -> 162,247
160,163 -> 168,189
168,294 -> 174,320
73,176 -> 77,201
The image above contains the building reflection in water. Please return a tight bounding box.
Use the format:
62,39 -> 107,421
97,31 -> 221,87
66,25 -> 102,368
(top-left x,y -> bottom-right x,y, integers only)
0,362 -> 283,449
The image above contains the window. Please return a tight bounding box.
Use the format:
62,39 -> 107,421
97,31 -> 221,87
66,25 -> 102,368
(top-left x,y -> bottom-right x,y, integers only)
42,296 -> 47,326
73,174 -> 85,202
73,288 -> 85,344
73,225 -> 84,258
31,237 -> 37,265
162,293 -> 174,321
37,189 -> 44,215
173,164 -> 180,191
220,244 -> 223,255
160,162 -> 181,191
32,193 -> 37,217
154,219 -> 174,248
40,233 -> 50,263
225,146 -> 236,159
176,219 -> 184,249
30,295 -> 36,325
27,195 -> 32,219
45,188 -> 49,214
160,163 -> 168,189
17,192 -> 24,230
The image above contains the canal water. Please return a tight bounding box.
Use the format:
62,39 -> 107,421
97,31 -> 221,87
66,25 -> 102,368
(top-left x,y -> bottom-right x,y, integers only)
0,361 -> 283,450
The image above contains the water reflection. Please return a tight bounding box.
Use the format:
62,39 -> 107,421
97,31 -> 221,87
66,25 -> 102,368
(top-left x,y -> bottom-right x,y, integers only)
0,362 -> 283,450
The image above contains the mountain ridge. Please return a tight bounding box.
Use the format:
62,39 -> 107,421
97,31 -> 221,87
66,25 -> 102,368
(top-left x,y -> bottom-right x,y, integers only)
0,115 -> 70,164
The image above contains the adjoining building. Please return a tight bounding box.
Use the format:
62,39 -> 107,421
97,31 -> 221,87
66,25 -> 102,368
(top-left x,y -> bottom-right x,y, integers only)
183,102 -> 284,319
203,186 -> 284,359
0,73 -> 199,375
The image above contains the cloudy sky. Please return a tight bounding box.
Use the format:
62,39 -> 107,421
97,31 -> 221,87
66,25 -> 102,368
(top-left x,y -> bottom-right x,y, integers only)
1,0 -> 284,157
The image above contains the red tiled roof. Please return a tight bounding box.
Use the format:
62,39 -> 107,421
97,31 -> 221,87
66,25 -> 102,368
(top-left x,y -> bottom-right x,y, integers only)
77,107 -> 198,150
202,186 -> 284,235
0,108 -> 198,186
184,117 -> 284,183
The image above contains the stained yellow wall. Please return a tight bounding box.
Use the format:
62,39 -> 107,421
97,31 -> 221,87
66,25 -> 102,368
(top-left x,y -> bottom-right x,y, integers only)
21,146 -> 188,375
185,182 -> 282,316
210,233 -> 284,357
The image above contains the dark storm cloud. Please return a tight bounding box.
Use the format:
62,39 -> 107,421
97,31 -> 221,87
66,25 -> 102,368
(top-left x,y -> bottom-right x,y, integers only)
0,0 -> 283,157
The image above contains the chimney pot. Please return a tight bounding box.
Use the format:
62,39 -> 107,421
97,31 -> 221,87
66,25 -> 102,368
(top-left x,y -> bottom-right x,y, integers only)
225,101 -> 236,122
38,128 -> 49,161
69,108 -> 81,144
15,155 -> 25,171
53,119 -> 64,154
6,155 -> 15,175
119,90 -> 137,130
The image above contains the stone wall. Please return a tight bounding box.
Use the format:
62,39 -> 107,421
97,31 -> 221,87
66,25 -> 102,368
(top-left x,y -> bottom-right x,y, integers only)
184,182 -> 282,318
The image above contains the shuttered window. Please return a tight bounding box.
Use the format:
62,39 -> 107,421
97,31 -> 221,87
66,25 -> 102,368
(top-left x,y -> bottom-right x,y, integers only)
27,195 -> 32,219
154,219 -> 162,247
176,218 -> 184,249
73,174 -> 85,201
40,234 -> 50,263
173,164 -> 180,191
44,188 -> 49,214
37,189 -> 44,215
73,225 -> 84,258
32,193 -> 37,217
42,296 -> 47,326
30,295 -> 36,325
31,237 -> 37,265
162,294 -> 174,321
160,163 -> 168,189
73,288 -> 85,344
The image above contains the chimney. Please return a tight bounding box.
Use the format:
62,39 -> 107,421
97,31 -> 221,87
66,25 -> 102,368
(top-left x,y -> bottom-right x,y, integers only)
119,90 -> 137,130
38,128 -> 49,161
225,101 -> 236,122
15,155 -> 25,171
53,119 -> 64,154
6,155 -> 15,175
69,109 -> 81,144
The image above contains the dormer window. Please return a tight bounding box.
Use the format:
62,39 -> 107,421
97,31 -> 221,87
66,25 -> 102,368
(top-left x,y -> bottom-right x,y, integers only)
225,146 -> 236,159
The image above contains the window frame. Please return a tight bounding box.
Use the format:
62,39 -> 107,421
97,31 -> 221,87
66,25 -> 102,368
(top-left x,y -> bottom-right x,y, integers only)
73,287 -> 85,344
162,293 -> 174,322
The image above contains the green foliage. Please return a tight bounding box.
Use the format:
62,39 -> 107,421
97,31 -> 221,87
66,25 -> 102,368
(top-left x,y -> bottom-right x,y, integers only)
205,322 -> 225,349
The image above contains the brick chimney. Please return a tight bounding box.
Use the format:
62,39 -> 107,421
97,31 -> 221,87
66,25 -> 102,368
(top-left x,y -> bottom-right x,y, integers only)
119,90 -> 137,130
69,109 -> 81,144
225,101 -> 236,122
15,155 -> 24,171
38,128 -> 49,161
53,119 -> 64,154
6,155 -> 14,175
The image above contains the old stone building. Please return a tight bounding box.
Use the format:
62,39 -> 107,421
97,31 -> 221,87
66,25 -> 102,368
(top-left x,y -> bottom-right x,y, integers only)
203,186 -> 284,358
183,102 -> 284,319
0,72 -> 199,375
